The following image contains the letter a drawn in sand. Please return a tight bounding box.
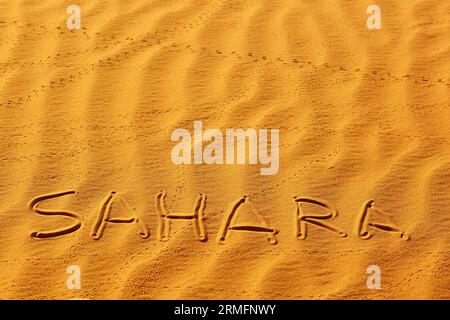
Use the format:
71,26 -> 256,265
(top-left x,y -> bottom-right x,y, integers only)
155,190 -> 207,242
91,191 -> 149,240
217,195 -> 279,245
29,191 -> 82,239
356,200 -> 410,240
293,197 -> 347,239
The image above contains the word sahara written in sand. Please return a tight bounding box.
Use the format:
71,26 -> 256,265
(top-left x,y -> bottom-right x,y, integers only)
29,190 -> 410,244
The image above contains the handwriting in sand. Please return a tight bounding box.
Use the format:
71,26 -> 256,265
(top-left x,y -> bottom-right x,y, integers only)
29,190 -> 410,244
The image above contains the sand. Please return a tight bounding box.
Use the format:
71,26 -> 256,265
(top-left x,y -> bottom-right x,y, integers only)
0,0 -> 448,300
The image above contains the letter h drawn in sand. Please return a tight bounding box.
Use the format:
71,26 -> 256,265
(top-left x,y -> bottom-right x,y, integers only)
356,200 -> 410,240
293,197 -> 347,239
217,195 -> 279,245
155,190 -> 207,242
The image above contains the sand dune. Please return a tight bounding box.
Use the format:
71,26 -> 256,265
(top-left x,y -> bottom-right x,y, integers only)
0,0 -> 448,299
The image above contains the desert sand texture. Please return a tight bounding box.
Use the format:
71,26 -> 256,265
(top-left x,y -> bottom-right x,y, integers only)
0,0 -> 449,299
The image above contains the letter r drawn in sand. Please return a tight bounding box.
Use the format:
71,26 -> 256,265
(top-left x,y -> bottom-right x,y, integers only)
293,197 -> 347,239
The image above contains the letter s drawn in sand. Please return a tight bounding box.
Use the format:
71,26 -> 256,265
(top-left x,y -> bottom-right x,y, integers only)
29,191 -> 82,239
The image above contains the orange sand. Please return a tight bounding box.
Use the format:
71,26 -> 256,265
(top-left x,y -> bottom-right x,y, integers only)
0,0 -> 448,299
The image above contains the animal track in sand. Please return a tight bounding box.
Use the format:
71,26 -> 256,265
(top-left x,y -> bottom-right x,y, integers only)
2,16 -> 449,109
0,1 -> 227,107
2,55 -> 447,109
